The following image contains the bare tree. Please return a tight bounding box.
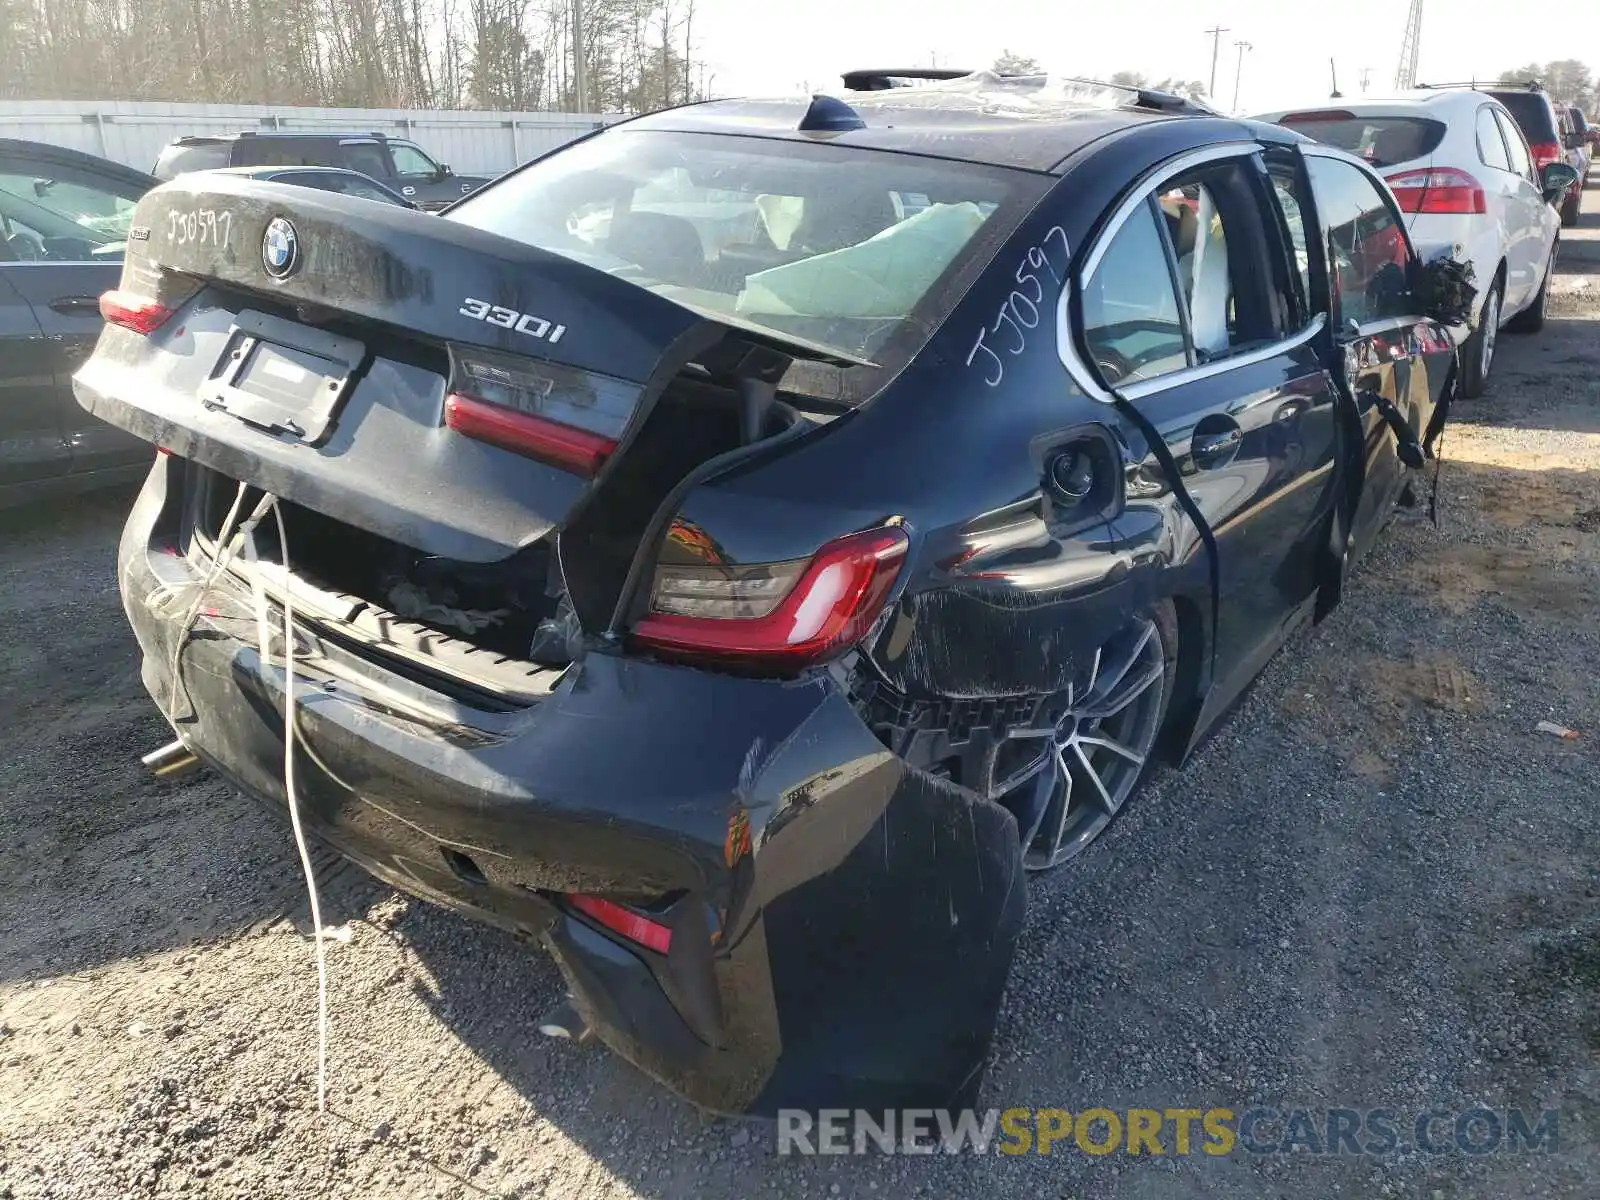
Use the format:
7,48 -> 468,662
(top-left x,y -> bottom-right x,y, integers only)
0,0 -> 709,113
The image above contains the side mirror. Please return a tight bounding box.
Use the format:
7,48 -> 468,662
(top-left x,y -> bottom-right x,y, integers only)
436,163 -> 453,180
1540,161 -> 1580,203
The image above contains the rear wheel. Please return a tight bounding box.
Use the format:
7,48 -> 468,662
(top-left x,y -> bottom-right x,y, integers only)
1506,244 -> 1556,333
1017,606 -> 1177,870
1561,189 -> 1581,228
1459,276 -> 1502,399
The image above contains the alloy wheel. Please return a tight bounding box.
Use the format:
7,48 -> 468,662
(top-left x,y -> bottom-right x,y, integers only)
1015,616 -> 1169,870
1480,287 -> 1500,379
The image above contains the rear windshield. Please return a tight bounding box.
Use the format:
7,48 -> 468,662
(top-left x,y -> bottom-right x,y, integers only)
444,129 -> 1046,369
152,141 -> 232,180
1275,113 -> 1446,167
1569,108 -> 1590,132
1487,92 -> 1558,141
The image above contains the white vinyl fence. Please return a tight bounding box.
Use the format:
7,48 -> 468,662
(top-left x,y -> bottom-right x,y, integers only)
0,100 -> 623,176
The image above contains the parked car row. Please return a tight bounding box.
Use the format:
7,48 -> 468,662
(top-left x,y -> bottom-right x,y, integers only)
1256,79 -> 1585,397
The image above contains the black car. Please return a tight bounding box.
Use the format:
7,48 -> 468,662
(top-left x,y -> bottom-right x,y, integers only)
0,138 -> 157,505
204,165 -> 415,208
1478,82 -> 1584,225
152,131 -> 490,211
78,73 -> 1454,1114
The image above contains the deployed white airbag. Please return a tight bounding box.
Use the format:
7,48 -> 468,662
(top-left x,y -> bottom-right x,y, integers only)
737,202 -> 989,320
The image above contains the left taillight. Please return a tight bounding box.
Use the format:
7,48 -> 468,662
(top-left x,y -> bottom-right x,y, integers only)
442,345 -> 638,477
1384,168 -> 1487,215
631,524 -> 909,670
99,289 -> 175,335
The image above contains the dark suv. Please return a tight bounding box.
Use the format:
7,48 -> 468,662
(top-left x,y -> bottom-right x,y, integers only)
152,132 -> 492,211
1483,83 -> 1584,225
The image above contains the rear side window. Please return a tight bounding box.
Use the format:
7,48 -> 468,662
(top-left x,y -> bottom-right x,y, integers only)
1304,156 -> 1414,326
153,141 -> 231,179
1496,111 -> 1534,178
1489,92 -> 1558,142
340,143 -> 392,180
1275,112 -> 1445,168
239,139 -> 331,168
1080,201 -> 1190,384
1081,157 -> 1292,386
1476,107 -> 1512,171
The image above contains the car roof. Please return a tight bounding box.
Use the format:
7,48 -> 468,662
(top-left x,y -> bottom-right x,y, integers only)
0,137 -> 158,189
623,74 -> 1248,173
1260,89 -> 1503,115
207,165 -> 376,177
170,131 -> 392,144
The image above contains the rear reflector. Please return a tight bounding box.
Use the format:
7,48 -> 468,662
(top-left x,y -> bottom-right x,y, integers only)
444,393 -> 617,476
566,894 -> 673,954
632,525 -> 909,669
99,289 -> 174,335
1384,167 -> 1487,215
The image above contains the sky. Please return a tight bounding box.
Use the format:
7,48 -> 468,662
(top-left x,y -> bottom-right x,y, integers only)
687,0 -> 1595,115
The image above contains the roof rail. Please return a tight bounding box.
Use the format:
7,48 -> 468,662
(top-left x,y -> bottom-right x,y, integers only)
1055,76 -> 1218,115
841,67 -> 973,91
840,67 -> 1216,115
1418,78 -> 1543,92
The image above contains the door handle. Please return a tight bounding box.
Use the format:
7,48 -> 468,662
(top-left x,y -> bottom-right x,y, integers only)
1190,421 -> 1243,470
49,295 -> 102,315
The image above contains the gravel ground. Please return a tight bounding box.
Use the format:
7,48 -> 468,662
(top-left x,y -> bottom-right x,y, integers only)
3,196 -> 1598,1200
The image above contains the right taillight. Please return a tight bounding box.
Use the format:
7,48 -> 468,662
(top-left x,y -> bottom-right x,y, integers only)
631,525 -> 909,670
1529,140 -> 1562,171
1384,167 -> 1487,215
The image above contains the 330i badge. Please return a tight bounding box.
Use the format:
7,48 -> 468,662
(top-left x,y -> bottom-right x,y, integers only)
76,69 -> 1453,1114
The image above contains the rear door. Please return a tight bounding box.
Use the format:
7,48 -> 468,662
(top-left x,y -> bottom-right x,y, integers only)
0,146 -> 152,478
1474,103 -> 1533,309
1074,146 -> 1342,694
0,268 -> 70,488
1300,148 -> 1453,561
1494,108 -> 1551,291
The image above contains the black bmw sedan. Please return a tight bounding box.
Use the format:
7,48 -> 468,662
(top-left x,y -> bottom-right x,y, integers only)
75,71 -> 1453,1115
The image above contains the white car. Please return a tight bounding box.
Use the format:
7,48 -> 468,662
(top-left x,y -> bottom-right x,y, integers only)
1255,90 -> 1568,396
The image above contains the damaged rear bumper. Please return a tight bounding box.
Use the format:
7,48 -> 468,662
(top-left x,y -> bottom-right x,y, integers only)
117,461 -> 1025,1114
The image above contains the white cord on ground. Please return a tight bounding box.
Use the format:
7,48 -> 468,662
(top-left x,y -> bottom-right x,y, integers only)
272,499 -> 329,1113
168,479 -> 330,1110
241,498 -> 330,1113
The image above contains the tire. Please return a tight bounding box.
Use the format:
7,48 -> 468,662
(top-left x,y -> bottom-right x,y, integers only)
1016,602 -> 1177,871
1459,275 -> 1502,399
1561,190 -> 1581,228
1506,244 -> 1556,334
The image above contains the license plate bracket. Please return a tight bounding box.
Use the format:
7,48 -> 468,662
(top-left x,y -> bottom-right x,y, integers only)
200,309 -> 365,444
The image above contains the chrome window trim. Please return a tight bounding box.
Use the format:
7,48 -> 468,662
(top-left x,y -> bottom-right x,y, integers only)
1058,140 -> 1332,404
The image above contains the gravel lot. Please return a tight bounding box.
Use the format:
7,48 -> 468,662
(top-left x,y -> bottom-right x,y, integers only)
3,192 -> 1598,1200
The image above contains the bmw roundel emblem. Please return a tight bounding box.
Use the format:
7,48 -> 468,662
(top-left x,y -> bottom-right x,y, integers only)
261,217 -> 299,279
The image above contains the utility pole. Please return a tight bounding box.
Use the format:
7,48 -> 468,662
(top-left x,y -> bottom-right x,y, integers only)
1205,25 -> 1230,98
1231,40 -> 1251,113
573,0 -> 589,113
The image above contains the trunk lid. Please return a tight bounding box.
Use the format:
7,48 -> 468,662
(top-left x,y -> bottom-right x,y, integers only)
74,174 -> 750,563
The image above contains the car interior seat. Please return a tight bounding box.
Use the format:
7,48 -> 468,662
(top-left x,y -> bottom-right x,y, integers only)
606,210 -> 708,286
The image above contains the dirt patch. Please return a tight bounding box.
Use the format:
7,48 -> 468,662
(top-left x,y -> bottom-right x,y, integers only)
1400,543 -> 1600,616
